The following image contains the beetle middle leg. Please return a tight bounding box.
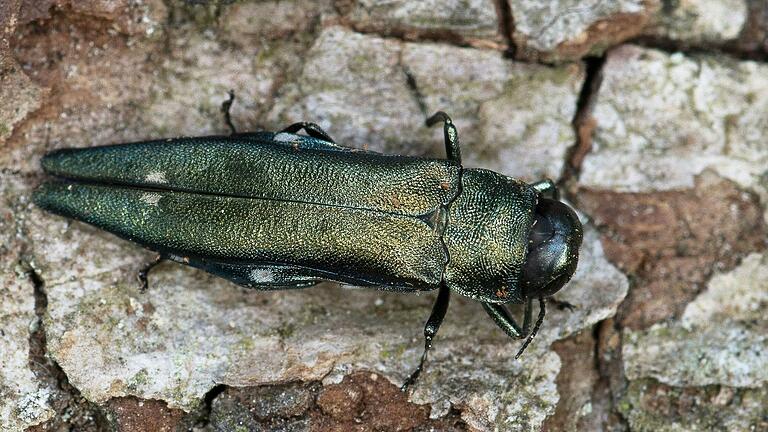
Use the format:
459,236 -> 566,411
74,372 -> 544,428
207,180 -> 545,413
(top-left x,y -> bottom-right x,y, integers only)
426,111 -> 462,164
280,122 -> 336,143
401,282 -> 451,392
482,298 -> 532,339
137,254 -> 163,293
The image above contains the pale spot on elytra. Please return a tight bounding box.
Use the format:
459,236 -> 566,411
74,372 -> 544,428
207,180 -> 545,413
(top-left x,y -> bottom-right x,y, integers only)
250,269 -> 274,283
144,171 -> 167,184
140,192 -> 162,206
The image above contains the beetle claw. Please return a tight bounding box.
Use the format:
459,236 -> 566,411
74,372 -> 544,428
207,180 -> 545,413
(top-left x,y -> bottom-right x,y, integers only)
137,273 -> 149,293
137,255 -> 163,293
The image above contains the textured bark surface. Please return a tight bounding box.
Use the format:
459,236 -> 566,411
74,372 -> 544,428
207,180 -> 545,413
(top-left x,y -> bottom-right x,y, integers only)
1,1 -> 766,431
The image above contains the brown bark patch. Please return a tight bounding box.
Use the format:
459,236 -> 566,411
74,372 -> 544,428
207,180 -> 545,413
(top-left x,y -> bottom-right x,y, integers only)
555,12 -> 650,60
311,372 -> 467,432
515,12 -> 650,62
18,0 -> 152,35
542,329 -> 598,431
103,397 -> 185,432
578,174 -> 766,330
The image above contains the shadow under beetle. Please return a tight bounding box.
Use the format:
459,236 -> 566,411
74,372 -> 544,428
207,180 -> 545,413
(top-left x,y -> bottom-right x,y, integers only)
34,101 -> 583,390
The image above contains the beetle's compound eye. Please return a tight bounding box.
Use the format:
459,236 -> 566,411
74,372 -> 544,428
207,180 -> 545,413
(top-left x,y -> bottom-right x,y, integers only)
521,198 -> 583,299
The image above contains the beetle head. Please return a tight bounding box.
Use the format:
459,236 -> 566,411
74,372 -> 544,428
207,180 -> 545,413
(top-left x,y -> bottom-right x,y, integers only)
520,198 -> 583,299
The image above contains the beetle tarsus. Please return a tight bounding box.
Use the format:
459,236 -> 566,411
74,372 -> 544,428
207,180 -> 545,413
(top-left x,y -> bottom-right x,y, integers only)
401,283 -> 450,392
520,297 -> 533,335
137,255 -> 163,293
426,111 -> 461,164
281,122 -> 336,143
514,297 -> 546,359
401,341 -> 428,392
548,297 -> 576,311
220,89 -> 237,135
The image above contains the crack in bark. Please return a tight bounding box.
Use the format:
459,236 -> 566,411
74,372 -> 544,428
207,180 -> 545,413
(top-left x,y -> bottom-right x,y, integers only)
25,265 -> 109,431
628,36 -> 768,62
193,383 -> 227,427
327,16 -> 507,51
27,266 -> 51,381
593,318 -> 631,431
558,55 -> 606,194
494,0 -> 516,57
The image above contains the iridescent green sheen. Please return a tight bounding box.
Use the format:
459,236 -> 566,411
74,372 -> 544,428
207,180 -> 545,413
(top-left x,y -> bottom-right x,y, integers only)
34,181 -> 446,289
34,118 -> 585,385
35,132 -> 462,291
40,133 -> 460,217
34,132 -> 541,301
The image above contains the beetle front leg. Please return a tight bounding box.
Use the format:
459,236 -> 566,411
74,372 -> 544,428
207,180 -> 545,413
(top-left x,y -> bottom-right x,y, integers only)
426,111 -> 462,164
137,254 -> 163,293
484,298 -> 547,358
280,122 -> 336,143
401,282 -> 450,392
515,298 -> 546,358
481,297 -> 533,339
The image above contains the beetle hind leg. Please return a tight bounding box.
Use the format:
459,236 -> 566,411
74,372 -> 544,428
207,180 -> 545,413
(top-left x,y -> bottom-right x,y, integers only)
137,254 -> 163,292
280,122 -> 335,143
401,283 -> 450,392
426,111 -> 461,164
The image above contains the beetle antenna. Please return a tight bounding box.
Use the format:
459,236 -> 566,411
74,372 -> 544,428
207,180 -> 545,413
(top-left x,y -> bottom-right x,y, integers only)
515,297 -> 546,359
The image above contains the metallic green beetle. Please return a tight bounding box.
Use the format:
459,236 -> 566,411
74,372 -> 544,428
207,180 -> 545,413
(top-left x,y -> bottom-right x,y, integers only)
34,111 -> 583,389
